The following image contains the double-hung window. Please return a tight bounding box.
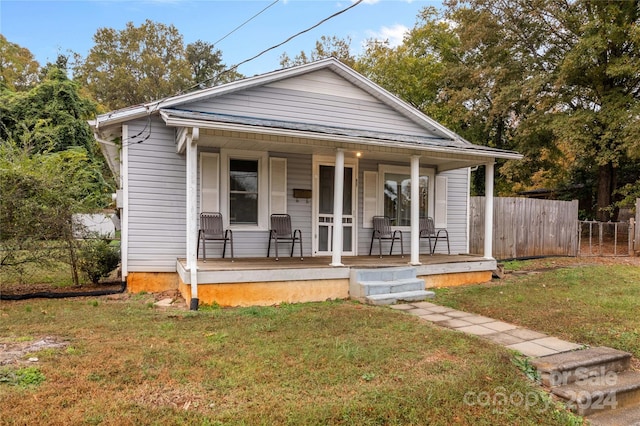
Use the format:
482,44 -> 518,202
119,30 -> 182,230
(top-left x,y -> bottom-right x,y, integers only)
201,150 -> 281,230
380,165 -> 435,227
229,159 -> 258,225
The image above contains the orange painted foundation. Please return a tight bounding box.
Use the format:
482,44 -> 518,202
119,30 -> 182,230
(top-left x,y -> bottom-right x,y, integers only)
127,272 -> 179,293
420,271 -> 492,288
179,278 -> 349,307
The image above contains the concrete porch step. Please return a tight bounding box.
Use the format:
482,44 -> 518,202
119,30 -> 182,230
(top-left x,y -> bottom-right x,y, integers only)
352,266 -> 417,282
586,403 -> 640,425
365,290 -> 435,306
531,346 -> 632,387
551,370 -> 640,416
359,278 -> 425,296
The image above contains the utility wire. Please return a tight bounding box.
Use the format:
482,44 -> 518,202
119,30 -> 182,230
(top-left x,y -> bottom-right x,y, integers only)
212,0 -> 280,47
113,0 -> 364,146
181,0 -> 364,93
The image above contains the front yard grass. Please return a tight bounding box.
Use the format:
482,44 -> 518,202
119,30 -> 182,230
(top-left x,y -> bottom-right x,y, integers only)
0,297 -> 580,425
435,259 -> 640,358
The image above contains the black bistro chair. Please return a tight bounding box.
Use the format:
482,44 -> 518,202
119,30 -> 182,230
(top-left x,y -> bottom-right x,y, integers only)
368,215 -> 404,258
419,217 -> 450,255
267,214 -> 303,261
197,212 -> 234,262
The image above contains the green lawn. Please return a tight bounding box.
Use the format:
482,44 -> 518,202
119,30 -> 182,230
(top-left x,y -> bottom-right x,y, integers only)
0,296 -> 581,425
435,260 -> 640,358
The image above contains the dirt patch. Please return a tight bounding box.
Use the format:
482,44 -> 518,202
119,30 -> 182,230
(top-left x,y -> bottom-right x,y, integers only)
501,256 -> 640,273
0,336 -> 69,366
0,281 -> 124,297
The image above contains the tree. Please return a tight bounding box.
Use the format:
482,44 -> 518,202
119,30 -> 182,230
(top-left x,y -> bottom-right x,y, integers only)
356,8 -> 456,124
186,40 -> 242,89
0,66 -> 100,156
74,20 -> 191,110
0,35 -> 40,91
280,35 -> 356,68
74,21 -> 242,110
0,143 -> 110,285
439,0 -> 640,218
548,0 -> 640,220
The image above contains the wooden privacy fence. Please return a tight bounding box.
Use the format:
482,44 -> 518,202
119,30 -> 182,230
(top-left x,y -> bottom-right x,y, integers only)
636,198 -> 640,255
470,197 -> 579,260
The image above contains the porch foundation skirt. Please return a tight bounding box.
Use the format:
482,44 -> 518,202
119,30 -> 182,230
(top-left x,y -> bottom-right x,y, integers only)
178,278 -> 350,307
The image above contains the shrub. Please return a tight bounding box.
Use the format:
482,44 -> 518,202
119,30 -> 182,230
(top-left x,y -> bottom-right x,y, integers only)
78,238 -> 120,284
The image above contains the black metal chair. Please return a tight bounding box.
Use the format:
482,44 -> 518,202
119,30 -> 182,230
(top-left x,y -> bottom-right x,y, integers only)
267,214 -> 303,260
419,217 -> 450,255
197,212 -> 233,262
369,215 -> 404,258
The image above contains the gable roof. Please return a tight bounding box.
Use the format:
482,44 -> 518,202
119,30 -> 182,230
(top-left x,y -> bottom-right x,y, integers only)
91,58 -> 521,165
92,59 -> 453,141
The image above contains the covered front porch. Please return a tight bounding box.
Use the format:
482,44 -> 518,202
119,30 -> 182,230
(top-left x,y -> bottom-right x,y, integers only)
176,253 -> 496,307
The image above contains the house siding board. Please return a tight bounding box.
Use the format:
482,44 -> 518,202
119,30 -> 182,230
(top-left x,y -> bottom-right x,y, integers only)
438,168 -> 468,254
126,118 -> 186,272
279,152 -> 312,256
355,161 -> 469,255
188,70 -> 431,137
194,151 -> 312,258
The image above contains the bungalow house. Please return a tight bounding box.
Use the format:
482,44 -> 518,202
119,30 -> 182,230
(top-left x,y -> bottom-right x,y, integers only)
91,58 -> 521,310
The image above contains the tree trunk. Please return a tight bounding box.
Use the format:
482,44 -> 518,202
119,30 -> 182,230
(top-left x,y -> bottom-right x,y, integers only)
595,163 -> 615,222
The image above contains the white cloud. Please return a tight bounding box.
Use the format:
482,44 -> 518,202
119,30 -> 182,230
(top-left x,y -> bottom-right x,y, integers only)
365,23 -> 408,47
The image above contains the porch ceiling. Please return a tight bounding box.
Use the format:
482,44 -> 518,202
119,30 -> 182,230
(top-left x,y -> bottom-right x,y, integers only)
162,109 -> 521,171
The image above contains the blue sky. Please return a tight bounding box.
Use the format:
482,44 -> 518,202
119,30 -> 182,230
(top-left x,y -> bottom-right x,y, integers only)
1,0 -> 440,77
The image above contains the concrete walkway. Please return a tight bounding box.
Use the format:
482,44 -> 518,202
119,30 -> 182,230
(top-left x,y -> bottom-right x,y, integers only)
390,301 -> 583,357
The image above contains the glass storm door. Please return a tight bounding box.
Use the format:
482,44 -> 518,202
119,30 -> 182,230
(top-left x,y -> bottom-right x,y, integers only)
315,164 -> 355,256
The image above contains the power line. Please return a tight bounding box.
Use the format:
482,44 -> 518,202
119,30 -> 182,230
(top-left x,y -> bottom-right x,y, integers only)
181,0 -> 364,93
115,0 -> 364,145
212,0 -> 280,48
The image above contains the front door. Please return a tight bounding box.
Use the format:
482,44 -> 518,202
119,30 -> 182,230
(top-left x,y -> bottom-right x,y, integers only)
313,160 -> 356,256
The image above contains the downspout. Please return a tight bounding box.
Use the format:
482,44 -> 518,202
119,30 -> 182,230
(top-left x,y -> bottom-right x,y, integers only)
186,128 -> 200,310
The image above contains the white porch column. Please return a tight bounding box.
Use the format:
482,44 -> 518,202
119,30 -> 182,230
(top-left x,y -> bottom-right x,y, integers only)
410,155 -> 421,265
330,149 -> 345,266
186,128 -> 200,309
484,162 -> 494,259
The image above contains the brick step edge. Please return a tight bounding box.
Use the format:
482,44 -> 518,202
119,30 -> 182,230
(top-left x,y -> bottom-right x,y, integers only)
531,346 -> 631,387
551,370 -> 640,417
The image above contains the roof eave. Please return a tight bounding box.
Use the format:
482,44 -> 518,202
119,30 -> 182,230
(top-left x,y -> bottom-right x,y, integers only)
161,114 -> 522,162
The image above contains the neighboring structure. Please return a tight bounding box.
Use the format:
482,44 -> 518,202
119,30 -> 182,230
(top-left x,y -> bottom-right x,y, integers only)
91,58 -> 521,309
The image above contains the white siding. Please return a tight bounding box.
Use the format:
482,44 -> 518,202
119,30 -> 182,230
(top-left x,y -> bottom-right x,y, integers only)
189,70 -> 431,137
195,151 -> 313,258
126,118 -> 186,272
438,168 -> 469,254
356,161 -> 469,255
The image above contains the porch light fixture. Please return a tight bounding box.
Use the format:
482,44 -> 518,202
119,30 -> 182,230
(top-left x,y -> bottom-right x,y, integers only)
356,152 -> 362,158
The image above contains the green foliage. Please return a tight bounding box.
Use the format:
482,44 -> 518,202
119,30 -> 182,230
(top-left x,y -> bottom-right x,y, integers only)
0,67 -> 98,155
280,35 -> 356,69
185,40 -> 242,89
511,354 -> 540,382
78,238 -> 120,284
352,1 -> 640,216
0,143 -> 111,285
0,35 -> 40,91
0,366 -> 45,387
73,21 -> 242,110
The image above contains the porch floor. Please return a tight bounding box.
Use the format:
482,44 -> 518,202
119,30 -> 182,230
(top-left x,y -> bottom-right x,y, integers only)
180,253 -> 489,271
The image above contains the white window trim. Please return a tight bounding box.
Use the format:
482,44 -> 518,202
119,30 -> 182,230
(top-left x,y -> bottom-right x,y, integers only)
220,149 -> 269,230
378,164 -> 435,231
